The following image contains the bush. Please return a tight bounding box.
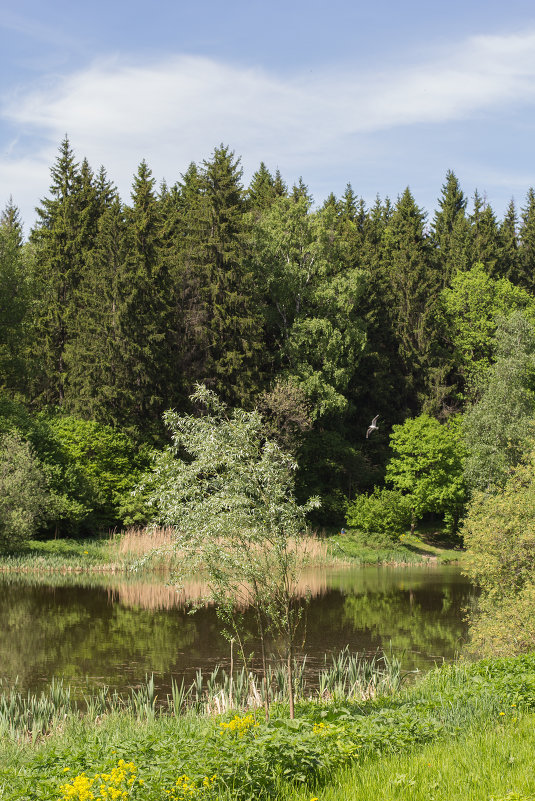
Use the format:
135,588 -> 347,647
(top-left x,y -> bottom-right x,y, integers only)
346,488 -> 412,541
0,431 -> 48,549
385,414 -> 467,534
45,415 -> 152,530
463,446 -> 535,656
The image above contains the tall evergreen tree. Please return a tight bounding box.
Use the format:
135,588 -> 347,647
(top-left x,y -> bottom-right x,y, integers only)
499,199 -> 520,284
518,188 -> 535,292
382,188 -> 439,408
64,193 -> 128,425
432,170 -> 470,285
290,177 -> 313,206
112,160 -> 175,436
272,169 -> 287,198
199,145 -> 263,404
0,199 -> 28,393
29,137 -> 93,405
247,162 -> 278,211
470,191 -> 501,277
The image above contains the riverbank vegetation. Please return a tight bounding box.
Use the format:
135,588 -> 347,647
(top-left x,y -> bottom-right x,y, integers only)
0,526 -> 461,575
1,652 -> 534,800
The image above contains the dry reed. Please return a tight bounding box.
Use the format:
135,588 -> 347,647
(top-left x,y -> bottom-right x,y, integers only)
110,526 -> 346,565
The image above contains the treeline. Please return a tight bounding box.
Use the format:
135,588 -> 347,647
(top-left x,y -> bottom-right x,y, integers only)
3,136 -> 535,534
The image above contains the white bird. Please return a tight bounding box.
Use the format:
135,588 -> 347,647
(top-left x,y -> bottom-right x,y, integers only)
366,415 -> 379,438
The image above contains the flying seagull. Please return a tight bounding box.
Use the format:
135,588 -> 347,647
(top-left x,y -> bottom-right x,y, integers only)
366,415 -> 379,438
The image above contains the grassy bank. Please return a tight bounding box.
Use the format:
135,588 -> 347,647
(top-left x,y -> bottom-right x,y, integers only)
0,527 -> 463,575
288,712 -> 535,801
1,653 -> 534,800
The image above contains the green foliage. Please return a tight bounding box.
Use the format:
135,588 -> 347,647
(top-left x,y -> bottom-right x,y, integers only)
3,654 -> 535,800
440,263 -> 535,396
381,188 -> 439,400
345,488 -> 411,542
253,195 -> 367,421
0,393 -> 150,537
45,414 -> 152,529
462,442 -> 535,656
0,431 -> 48,550
0,200 -> 28,393
463,312 -> 535,492
463,449 -> 535,601
385,414 -> 467,532
142,384 -> 320,716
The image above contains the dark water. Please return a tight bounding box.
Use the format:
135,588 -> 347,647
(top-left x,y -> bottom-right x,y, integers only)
0,565 -> 474,697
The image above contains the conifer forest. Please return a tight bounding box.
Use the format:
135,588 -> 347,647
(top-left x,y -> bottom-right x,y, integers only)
2,135 -> 535,540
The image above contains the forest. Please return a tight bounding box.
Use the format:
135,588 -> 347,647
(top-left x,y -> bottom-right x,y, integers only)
2,135 -> 535,543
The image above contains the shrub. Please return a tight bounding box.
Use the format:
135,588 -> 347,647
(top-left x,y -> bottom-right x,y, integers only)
0,431 -> 48,549
346,488 -> 412,541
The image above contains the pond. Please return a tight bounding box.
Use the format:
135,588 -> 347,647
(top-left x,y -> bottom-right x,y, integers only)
0,564 -> 474,697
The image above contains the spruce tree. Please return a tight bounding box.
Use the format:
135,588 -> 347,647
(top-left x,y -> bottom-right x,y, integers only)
470,191 -> 501,276
272,169 -> 287,198
382,188 -> 439,408
199,145 -> 263,405
499,199 -> 520,284
114,160 -> 175,436
247,162 -> 278,211
164,162 -> 212,396
518,188 -> 535,292
64,193 -> 128,425
169,147 -> 262,407
29,137 -> 92,405
432,170 -> 470,285
0,199 -> 28,394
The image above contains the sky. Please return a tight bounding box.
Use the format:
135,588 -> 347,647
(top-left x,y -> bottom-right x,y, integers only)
2,0 -> 535,232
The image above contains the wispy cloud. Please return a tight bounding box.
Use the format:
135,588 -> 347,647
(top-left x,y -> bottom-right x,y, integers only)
2,28 -> 535,224
0,9 -> 80,50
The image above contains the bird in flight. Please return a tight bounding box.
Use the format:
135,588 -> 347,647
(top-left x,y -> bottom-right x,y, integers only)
366,415 -> 379,438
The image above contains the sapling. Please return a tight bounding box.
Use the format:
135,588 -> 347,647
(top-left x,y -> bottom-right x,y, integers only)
142,384 -> 320,718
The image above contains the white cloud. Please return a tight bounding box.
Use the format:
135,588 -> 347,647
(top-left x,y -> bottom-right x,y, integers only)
2,29 -> 535,225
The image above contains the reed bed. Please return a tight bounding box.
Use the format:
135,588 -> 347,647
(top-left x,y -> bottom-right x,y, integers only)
0,648 -> 403,741
110,526 -> 348,566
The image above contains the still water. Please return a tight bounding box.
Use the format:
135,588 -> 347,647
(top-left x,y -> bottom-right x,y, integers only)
0,564 -> 474,697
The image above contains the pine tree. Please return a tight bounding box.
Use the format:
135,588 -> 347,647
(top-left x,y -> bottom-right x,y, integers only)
432,170 -> 470,285
470,191 -> 501,276
0,199 -> 28,393
247,162 -> 278,211
29,137 -> 93,405
518,188 -> 535,292
382,188 -> 439,407
499,199 -> 520,284
113,160 -> 175,436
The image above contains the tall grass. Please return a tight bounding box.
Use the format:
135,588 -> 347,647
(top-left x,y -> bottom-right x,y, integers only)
0,648 -> 403,741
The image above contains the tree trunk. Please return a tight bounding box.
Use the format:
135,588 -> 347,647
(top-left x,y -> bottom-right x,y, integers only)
287,647 -> 295,719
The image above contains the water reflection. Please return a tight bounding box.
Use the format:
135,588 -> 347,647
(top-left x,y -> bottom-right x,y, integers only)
0,565 -> 474,697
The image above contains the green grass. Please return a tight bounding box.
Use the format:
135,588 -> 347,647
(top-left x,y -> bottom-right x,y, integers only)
2,654 -> 535,800
327,529 -> 462,565
287,713 -> 535,801
0,537 -> 114,571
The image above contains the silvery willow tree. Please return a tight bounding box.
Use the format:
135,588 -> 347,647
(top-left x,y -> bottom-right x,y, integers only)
143,384 -> 320,719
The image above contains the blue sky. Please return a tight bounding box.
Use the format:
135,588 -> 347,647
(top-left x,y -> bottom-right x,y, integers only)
2,0 -> 535,231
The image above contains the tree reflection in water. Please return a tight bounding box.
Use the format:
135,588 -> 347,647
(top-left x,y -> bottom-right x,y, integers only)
0,565 -> 474,697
